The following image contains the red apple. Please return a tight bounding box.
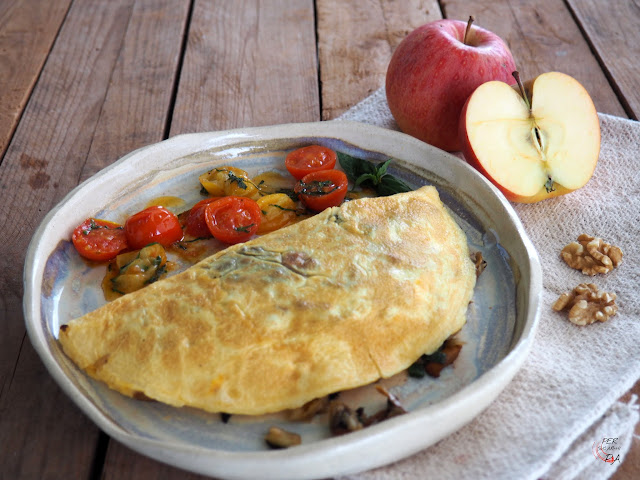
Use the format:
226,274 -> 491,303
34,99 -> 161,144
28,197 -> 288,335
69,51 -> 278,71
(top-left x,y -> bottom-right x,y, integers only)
385,17 -> 516,152
459,71 -> 600,203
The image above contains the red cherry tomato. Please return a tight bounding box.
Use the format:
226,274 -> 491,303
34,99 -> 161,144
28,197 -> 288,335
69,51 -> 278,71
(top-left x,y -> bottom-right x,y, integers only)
124,206 -> 183,249
72,218 -> 129,262
285,145 -> 337,180
294,169 -> 348,211
204,196 -> 262,244
184,197 -> 221,238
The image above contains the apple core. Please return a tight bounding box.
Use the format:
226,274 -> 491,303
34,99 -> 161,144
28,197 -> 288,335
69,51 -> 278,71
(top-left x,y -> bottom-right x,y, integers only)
459,72 -> 601,203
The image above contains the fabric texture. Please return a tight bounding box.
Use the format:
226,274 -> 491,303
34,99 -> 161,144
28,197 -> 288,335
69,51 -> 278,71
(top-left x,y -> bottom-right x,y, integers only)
336,87 -> 640,480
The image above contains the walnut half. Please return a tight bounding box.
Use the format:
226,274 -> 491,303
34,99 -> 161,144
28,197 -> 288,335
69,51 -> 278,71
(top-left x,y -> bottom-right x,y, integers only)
552,283 -> 617,326
561,234 -> 623,276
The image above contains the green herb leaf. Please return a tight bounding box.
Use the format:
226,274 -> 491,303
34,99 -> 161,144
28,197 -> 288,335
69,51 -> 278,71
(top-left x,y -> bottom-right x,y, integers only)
83,219 -> 105,235
337,152 -> 376,181
375,159 -> 392,178
353,173 -> 378,188
235,223 -> 255,233
269,204 -> 298,213
337,152 -> 412,196
145,263 -> 167,285
423,350 -> 447,364
377,174 -> 412,196
408,360 -> 426,378
296,180 -> 338,196
226,171 -> 247,189
276,188 -> 299,202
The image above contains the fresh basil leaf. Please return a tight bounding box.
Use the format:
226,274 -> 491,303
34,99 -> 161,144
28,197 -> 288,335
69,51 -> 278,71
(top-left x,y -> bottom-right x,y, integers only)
375,159 -> 392,177
337,151 -> 412,197
336,151 -> 359,180
337,152 -> 376,180
354,173 -> 378,188
376,173 -> 413,196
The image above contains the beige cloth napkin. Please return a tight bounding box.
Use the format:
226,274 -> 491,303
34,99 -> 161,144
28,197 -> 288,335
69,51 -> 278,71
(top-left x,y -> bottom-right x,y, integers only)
336,88 -> 640,480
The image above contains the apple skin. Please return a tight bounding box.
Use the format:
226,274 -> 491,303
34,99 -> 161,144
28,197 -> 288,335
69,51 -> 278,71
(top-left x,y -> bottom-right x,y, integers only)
458,72 -> 600,203
385,19 -> 516,152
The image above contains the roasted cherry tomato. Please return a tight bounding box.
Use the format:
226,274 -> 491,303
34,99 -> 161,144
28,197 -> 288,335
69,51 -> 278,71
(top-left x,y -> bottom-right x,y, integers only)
184,197 -> 221,238
285,145 -> 337,180
256,193 -> 298,234
72,218 -> 128,262
124,206 -> 183,249
294,169 -> 348,211
198,166 -> 259,199
204,196 -> 262,244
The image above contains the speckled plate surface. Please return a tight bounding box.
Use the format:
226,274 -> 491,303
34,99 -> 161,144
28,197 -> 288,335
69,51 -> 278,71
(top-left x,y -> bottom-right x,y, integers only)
24,121 -> 541,480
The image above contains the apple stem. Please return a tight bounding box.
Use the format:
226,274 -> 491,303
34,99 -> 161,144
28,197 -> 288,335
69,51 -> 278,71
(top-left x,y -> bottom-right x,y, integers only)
512,71 -> 531,111
463,16 -> 475,45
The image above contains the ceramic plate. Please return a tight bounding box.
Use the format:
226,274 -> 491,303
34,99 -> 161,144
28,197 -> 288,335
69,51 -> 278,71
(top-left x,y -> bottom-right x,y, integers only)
24,121 -> 541,480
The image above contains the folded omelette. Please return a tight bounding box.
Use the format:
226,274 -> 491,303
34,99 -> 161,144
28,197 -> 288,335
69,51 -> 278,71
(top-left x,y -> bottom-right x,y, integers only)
59,186 -> 476,415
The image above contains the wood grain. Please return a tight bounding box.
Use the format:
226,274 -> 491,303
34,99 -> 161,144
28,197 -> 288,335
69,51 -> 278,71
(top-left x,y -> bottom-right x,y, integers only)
80,0 -> 190,181
169,0 -> 319,136
316,0 -> 442,120
441,0 -> 627,117
0,342 -> 100,479
0,0 -> 189,478
101,1 -> 319,476
102,439 -> 211,480
566,0 -> 640,119
0,0 -> 72,160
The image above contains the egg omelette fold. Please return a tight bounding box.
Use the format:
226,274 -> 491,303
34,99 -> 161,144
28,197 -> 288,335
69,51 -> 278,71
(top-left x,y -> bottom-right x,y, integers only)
59,186 -> 476,415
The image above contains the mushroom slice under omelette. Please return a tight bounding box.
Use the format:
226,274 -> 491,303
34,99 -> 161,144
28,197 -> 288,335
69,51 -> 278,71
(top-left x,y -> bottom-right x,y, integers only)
59,186 -> 476,415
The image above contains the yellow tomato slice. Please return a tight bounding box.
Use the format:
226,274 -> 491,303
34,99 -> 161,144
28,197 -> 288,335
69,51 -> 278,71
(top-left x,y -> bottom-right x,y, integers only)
256,193 -> 298,234
199,166 -> 259,199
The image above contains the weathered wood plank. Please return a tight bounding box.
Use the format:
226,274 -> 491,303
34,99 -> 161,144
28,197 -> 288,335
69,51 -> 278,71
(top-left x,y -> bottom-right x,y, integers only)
80,0 -> 190,180
441,0 -> 627,117
102,1 -> 319,476
565,0 -> 640,120
0,0 -> 190,478
169,0 -> 319,136
102,440 -> 211,480
317,0 -> 442,120
0,341 -> 100,479
1,0 -> 133,421
0,0 -> 72,161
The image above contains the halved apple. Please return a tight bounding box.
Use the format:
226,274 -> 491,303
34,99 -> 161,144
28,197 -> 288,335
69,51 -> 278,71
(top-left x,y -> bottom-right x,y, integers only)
459,71 -> 600,203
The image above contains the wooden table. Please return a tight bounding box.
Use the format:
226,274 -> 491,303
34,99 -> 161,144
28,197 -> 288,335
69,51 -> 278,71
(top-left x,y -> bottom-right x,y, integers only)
1,1 -> 638,478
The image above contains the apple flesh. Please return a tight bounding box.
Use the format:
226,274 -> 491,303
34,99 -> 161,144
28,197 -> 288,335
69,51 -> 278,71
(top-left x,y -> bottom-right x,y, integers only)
459,71 -> 600,203
385,18 -> 516,152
